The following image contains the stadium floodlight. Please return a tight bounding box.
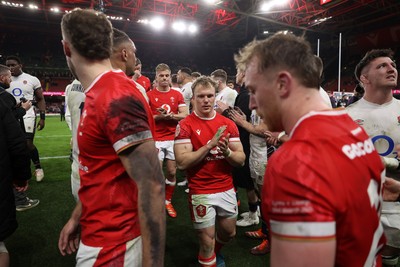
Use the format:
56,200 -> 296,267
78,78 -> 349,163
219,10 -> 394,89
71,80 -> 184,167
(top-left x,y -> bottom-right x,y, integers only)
204,0 -> 222,5
50,7 -> 60,13
3,1 -> 23,7
150,17 -> 165,31
28,3 -> 38,9
107,15 -> 124,21
260,0 -> 289,12
172,21 -> 187,34
188,24 -> 198,34
137,19 -> 149,24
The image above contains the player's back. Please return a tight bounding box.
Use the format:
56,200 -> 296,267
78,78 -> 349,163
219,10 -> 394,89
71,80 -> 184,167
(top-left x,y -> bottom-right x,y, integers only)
265,110 -> 385,266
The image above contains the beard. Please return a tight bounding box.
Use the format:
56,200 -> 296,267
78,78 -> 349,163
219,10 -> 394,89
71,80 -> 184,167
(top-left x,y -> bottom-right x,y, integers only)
2,80 -> 10,89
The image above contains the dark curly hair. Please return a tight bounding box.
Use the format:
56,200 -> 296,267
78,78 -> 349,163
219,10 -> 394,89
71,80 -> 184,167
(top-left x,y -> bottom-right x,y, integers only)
355,49 -> 394,82
61,8 -> 112,60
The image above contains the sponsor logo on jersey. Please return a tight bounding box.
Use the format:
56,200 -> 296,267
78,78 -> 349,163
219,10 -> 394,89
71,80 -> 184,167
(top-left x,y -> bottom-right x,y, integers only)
161,104 -> 171,113
208,141 -> 221,155
342,139 -> 375,160
12,88 -> 23,97
354,119 -> 364,125
205,141 -> 225,161
196,204 -> 206,217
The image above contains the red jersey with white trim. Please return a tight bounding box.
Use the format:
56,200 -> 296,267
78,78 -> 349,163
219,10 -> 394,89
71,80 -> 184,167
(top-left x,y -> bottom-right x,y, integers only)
77,70 -> 155,247
136,75 -> 151,92
263,110 -> 385,267
147,88 -> 186,141
175,111 -> 240,194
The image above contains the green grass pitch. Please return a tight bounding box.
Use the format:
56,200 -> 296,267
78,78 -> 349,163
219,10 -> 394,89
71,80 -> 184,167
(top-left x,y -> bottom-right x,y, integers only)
7,116 -> 269,267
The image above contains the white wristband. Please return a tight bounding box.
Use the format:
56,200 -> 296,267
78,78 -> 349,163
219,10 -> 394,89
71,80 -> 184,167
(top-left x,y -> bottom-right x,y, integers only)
277,131 -> 286,141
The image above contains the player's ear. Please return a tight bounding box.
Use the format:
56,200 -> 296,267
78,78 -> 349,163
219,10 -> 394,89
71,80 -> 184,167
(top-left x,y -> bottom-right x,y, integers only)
62,40 -> 72,58
121,48 -> 128,62
360,74 -> 368,85
276,71 -> 290,97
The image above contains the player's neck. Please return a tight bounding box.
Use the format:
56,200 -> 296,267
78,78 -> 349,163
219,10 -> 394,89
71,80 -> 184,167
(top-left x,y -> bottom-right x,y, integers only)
283,87 -> 329,134
194,110 -> 215,119
182,78 -> 191,86
13,71 -> 23,77
219,85 -> 228,93
363,87 -> 393,105
76,59 -> 113,90
156,86 -> 170,92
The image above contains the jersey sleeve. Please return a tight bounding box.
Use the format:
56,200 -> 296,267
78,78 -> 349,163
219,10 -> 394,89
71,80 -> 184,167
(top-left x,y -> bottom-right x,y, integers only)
265,144 -> 336,241
227,119 -> 240,143
64,85 -> 72,130
102,94 -> 153,154
174,119 -> 192,145
226,91 -> 237,107
32,76 -> 42,90
177,91 -> 186,109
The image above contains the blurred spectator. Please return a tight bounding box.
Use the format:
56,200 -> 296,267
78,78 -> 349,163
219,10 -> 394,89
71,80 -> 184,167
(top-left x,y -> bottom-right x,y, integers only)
347,84 -> 365,106
327,91 -> 336,108
60,103 -> 65,121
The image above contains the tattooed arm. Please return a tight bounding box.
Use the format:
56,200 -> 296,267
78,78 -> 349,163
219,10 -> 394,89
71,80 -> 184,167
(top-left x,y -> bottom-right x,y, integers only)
119,140 -> 166,267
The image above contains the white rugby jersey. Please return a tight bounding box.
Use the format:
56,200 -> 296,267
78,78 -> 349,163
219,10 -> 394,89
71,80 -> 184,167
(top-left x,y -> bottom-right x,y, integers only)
249,110 -> 268,177
215,86 -> 237,108
180,81 -> 193,109
346,98 -> 400,166
65,79 -> 85,164
7,72 -> 41,118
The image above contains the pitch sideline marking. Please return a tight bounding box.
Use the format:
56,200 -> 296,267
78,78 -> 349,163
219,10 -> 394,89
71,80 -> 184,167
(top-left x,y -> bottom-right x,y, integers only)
40,155 -> 70,160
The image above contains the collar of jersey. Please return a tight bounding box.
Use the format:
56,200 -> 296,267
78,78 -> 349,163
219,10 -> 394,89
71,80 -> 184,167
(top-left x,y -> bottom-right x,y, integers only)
193,110 -> 216,120
85,69 -> 123,93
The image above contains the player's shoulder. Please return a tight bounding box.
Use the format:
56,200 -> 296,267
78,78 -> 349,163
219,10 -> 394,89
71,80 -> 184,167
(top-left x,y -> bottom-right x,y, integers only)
21,72 -> 40,81
346,99 -> 363,111
215,112 -> 236,126
181,112 -> 195,123
143,75 -> 151,82
390,98 -> 400,107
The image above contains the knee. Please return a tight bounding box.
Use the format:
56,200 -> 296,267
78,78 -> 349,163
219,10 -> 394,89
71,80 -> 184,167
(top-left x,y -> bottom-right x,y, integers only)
218,228 -> 236,242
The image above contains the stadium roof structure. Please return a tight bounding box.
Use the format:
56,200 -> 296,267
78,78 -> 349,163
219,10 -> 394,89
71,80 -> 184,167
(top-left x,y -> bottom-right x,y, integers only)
1,0 -> 400,49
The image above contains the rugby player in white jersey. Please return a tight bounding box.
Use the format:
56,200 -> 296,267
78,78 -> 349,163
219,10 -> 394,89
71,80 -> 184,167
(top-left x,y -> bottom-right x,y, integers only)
64,79 -> 85,201
6,55 -> 46,182
347,49 -> 400,266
